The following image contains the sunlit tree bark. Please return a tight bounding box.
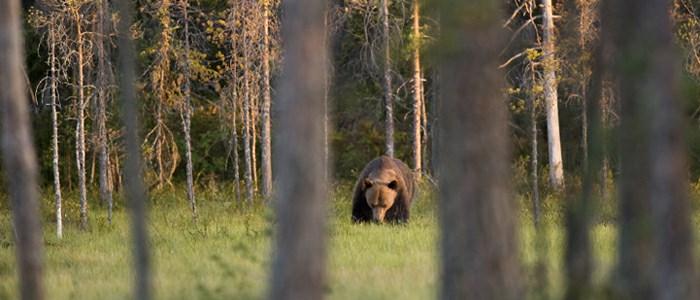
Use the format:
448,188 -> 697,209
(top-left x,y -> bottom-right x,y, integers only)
543,0 -> 564,189
261,0 -> 273,199
381,0 -> 394,157
411,0 -> 423,179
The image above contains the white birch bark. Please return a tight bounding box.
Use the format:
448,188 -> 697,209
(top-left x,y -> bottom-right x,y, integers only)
74,9 -> 89,229
543,0 -> 564,189
49,20 -> 64,239
181,0 -> 197,219
381,0 -> 394,157
242,19 -> 254,202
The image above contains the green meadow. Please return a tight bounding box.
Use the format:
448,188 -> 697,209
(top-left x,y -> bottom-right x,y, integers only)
0,183 -> 628,299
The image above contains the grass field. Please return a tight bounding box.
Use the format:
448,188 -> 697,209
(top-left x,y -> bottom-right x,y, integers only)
0,183 -> 622,299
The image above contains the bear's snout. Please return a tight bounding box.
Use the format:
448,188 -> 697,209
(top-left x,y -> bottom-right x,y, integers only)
372,206 -> 387,223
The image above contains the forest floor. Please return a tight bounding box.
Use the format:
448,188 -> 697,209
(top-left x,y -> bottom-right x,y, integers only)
0,182 -> 636,300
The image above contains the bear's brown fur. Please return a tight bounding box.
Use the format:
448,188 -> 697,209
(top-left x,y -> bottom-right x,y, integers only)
352,156 -> 416,223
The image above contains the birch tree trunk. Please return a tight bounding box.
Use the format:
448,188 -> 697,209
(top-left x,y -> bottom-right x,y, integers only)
269,0 -> 328,298
228,2 -> 241,201
381,0 -> 394,157
181,0 -> 197,219
116,0 -> 151,297
74,9 -> 89,230
437,0 -> 520,298
96,0 -> 114,224
261,0 -> 273,199
251,93 -> 258,193
49,20 -> 64,239
232,94 -> 241,201
1,0 -> 45,298
607,0 -> 697,298
411,0 -> 422,179
242,24 -> 254,202
543,0 -> 564,189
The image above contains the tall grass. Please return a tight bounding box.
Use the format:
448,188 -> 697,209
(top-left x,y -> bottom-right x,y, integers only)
0,181 -> 637,299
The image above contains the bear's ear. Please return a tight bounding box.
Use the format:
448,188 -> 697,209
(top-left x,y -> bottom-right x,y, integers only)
363,179 -> 373,190
388,180 -> 398,190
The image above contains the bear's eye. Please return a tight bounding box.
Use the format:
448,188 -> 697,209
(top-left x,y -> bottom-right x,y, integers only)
363,179 -> 373,190
388,180 -> 398,190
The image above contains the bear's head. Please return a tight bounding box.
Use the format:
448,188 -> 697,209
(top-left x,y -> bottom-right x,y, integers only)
362,169 -> 400,223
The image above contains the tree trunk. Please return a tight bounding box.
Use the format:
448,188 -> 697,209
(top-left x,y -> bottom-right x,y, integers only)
607,0 -> 697,298
75,10 -> 89,230
543,0 -> 564,190
242,23 -> 254,203
228,2 -> 241,202
529,64 -> 540,227
431,69 -> 439,178
381,0 -> 394,157
269,0 -> 328,298
420,73 -> 428,176
260,0 -> 273,199
563,1 -> 602,298
96,0 -> 114,224
437,1 -> 520,299
411,0 -> 422,179
49,20 -> 64,239
323,10 -> 330,182
153,0 -> 172,190
251,92 -> 258,193
181,0 -> 197,219
1,0 -> 45,298
116,0 -> 151,297
232,93 -> 241,201
563,3 -> 601,298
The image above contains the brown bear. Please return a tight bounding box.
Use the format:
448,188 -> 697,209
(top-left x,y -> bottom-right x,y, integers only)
352,156 -> 416,223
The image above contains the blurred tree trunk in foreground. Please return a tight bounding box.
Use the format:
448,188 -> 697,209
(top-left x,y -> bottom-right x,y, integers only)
269,0 -> 328,298
564,0 -> 601,298
607,0 -> 697,298
437,0 -> 520,299
116,0 -> 152,298
0,0 -> 45,298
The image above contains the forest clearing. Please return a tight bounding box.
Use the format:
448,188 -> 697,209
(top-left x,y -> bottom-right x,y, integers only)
3,0 -> 700,299
0,184 -> 628,300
